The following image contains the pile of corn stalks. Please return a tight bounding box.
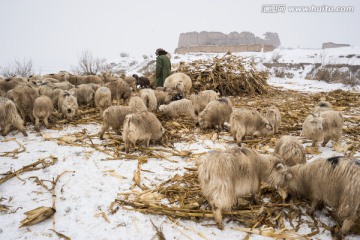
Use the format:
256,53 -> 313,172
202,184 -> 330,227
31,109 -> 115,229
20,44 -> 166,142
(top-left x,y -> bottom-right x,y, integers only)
177,52 -> 270,95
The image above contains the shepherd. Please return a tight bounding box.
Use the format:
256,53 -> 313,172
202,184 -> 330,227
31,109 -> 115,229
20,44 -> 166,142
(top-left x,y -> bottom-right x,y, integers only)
155,48 -> 171,87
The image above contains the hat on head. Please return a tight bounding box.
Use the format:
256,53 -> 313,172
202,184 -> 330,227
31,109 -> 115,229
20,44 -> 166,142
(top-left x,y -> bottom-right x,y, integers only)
155,48 -> 167,55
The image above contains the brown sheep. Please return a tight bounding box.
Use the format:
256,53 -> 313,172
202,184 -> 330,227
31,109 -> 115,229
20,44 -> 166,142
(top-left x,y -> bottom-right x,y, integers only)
123,76 -> 137,90
98,106 -> 135,140
197,98 -> 233,130
33,96 -> 53,131
280,156 -> 360,236
122,111 -> 164,152
68,74 -> 103,86
105,79 -> 132,104
42,72 -> 69,82
274,135 -> 306,166
12,84 -> 39,123
0,97 -> 27,136
198,147 -> 286,229
0,77 -> 25,92
230,108 -> 272,146
72,84 -> 95,106
132,74 -> 150,88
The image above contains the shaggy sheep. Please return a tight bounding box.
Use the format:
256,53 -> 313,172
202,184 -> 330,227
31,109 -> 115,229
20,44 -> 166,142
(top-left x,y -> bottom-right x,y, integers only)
33,96 -> 53,131
190,90 -> 219,114
281,156 -> 360,235
140,89 -> 157,111
274,135 -> 306,166
38,85 -> 53,98
72,84 -> 95,106
51,81 -> 75,91
68,74 -> 103,86
197,98 -> 233,130
105,79 -> 132,104
128,96 -> 147,112
98,106 -> 135,140
312,101 -> 333,114
51,88 -> 62,109
123,76 -> 137,90
12,84 -> 39,123
164,72 -> 192,97
95,87 -> 112,115
0,97 -> 27,136
0,77 -> 25,92
58,91 -> 78,120
132,74 -> 150,88
158,99 -> 196,120
265,105 -> 281,134
154,89 -> 173,106
122,111 -> 164,152
198,147 -> 287,229
229,108 -> 272,146
319,110 -> 343,147
301,114 -> 324,147
42,72 -> 69,82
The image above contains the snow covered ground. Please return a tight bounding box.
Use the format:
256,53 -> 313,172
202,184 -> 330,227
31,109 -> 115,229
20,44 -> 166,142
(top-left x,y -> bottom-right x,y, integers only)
1,47 -> 360,240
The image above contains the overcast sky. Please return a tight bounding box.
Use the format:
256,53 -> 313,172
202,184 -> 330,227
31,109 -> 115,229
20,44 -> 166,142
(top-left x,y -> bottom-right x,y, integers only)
0,0 -> 359,72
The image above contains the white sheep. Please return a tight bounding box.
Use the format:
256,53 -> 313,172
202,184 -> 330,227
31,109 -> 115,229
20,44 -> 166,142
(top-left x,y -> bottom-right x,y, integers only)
33,96 -> 53,131
190,90 -> 219,114
281,156 -> 360,236
159,99 -> 196,120
197,98 -> 233,130
0,97 -> 27,136
140,89 -> 157,111
128,96 -> 147,112
265,105 -> 281,134
301,114 -> 324,147
230,108 -> 272,146
198,147 -> 286,229
164,72 -> 192,97
58,91 -> 78,120
274,135 -> 306,166
95,87 -> 112,116
122,111 -> 164,152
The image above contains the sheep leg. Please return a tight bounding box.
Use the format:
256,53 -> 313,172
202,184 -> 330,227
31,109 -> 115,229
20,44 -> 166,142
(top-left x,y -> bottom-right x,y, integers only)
2,123 -> 11,136
99,122 -> 109,140
340,218 -> 355,235
12,120 -> 27,136
322,137 -> 330,147
18,108 -> 27,123
210,203 -> 224,230
44,114 -> 50,128
146,138 -> 150,147
34,117 -> 40,131
311,140 -> 318,147
308,200 -> 322,215
235,130 -> 244,147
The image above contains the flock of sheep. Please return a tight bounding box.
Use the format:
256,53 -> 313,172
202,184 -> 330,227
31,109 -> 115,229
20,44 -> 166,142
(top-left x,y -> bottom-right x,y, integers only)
0,70 -> 359,237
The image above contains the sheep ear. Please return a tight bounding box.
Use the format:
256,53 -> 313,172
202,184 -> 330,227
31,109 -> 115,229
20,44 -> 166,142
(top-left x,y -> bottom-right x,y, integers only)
275,162 -> 285,170
285,173 -> 293,180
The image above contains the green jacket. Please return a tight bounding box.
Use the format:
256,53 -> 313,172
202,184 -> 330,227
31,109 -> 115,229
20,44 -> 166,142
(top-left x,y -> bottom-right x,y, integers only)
155,54 -> 171,87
